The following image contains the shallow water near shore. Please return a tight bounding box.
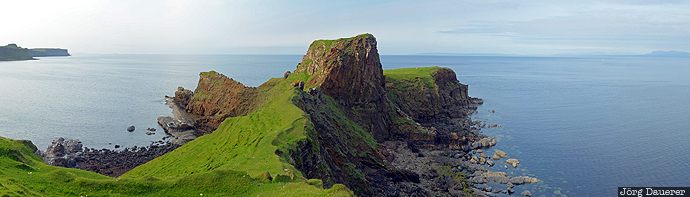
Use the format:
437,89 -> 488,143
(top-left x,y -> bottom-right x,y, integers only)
1,54 -> 689,196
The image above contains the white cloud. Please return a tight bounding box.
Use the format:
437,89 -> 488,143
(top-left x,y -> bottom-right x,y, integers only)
1,0 -> 688,55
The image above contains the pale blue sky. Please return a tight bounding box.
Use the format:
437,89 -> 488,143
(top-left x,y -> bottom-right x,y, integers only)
2,0 -> 689,55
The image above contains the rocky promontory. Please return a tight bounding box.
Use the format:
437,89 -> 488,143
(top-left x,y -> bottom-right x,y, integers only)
6,34 -> 536,196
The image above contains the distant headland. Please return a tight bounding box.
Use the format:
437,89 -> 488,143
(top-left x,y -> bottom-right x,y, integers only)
0,44 -> 70,61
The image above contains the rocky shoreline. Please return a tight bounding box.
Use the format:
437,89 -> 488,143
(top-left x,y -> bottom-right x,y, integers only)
380,114 -> 539,196
40,137 -> 180,177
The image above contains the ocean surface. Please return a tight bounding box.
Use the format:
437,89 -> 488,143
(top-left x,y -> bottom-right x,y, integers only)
1,54 -> 689,196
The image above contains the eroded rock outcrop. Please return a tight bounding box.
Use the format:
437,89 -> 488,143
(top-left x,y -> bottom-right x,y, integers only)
183,71 -> 260,132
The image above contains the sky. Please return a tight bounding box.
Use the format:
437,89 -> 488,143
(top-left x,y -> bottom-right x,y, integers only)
1,0 -> 689,55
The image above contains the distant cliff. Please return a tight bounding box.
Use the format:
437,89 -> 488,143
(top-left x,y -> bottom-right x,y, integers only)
30,48 -> 70,57
0,44 -> 35,61
0,44 -> 70,61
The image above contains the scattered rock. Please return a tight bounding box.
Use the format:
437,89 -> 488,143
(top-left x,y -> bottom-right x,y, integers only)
114,145 -> 120,149
146,128 -> 157,131
506,158 -> 520,168
127,125 -> 135,132
486,160 -> 494,167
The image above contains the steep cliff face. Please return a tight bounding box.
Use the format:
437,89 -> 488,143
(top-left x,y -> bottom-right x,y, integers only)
184,71 -> 260,131
287,34 -> 481,196
296,34 -> 393,140
385,67 -> 478,125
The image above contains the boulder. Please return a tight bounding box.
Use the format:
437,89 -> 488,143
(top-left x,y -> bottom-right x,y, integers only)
127,125 -> 135,132
492,149 -> 507,160
283,71 -> 291,79
506,158 -> 520,168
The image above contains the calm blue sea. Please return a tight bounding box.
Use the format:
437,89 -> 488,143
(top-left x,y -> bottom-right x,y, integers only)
1,54 -> 689,196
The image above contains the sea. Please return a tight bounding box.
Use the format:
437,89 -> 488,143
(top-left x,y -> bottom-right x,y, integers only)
1,54 -> 689,196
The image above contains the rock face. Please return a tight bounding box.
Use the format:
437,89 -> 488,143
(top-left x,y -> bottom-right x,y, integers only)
183,71 -> 260,131
296,34 -> 393,141
288,34 -> 485,196
387,67 -> 475,124
41,138 -> 84,168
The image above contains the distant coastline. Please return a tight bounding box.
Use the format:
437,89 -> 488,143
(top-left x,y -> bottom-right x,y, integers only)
0,44 -> 70,61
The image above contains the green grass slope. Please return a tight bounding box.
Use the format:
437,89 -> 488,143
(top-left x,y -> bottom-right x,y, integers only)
0,72 -> 352,196
0,137 -> 350,196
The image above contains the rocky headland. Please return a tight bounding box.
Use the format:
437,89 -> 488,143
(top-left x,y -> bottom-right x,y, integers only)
3,34 -> 536,196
